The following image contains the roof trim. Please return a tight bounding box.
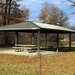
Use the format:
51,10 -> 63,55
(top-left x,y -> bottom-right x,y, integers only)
0,21 -> 74,33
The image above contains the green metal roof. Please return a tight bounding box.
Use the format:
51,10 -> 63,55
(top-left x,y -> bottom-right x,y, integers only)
0,21 -> 75,33
0,21 -> 40,30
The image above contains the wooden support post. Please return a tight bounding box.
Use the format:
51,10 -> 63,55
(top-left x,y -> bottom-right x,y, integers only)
57,33 -> 59,52
32,32 -> 34,45
37,31 -> 40,56
69,33 -> 71,51
15,32 -> 18,46
45,33 -> 47,48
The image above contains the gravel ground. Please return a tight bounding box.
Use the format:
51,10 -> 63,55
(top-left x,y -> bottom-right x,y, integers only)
0,49 -> 57,56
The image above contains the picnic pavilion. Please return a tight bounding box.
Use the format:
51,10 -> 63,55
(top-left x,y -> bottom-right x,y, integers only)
0,21 -> 75,55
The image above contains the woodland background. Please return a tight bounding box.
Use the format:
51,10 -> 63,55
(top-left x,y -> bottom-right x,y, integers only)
0,0 -> 75,46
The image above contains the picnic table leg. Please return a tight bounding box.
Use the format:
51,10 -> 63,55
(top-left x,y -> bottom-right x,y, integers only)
28,49 -> 33,53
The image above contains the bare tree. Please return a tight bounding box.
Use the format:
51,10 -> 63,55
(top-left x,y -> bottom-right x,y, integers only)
10,5 -> 29,23
0,0 -> 28,25
38,2 -> 69,27
68,0 -> 75,7
0,0 -> 30,46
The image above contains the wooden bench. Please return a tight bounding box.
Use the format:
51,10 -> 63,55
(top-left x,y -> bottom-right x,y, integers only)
12,44 -> 37,52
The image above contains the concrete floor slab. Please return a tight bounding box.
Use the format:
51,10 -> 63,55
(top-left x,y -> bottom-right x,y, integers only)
0,49 -> 57,56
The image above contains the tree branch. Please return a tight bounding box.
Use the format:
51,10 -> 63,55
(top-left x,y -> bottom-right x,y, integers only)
68,0 -> 75,7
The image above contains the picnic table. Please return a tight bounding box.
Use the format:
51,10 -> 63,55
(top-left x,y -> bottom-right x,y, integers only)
12,44 -> 37,53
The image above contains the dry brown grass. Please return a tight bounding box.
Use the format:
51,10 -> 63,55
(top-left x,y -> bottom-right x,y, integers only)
0,52 -> 75,75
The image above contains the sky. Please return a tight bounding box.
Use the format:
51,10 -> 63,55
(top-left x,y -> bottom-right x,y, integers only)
18,0 -> 75,26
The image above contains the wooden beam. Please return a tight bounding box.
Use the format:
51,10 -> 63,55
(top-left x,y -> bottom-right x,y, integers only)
56,33 -> 59,52
32,32 -> 34,45
37,30 -> 40,56
45,33 -> 47,48
69,33 -> 71,51
15,32 -> 18,46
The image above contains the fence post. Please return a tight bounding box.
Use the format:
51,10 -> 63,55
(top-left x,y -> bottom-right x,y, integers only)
39,53 -> 41,75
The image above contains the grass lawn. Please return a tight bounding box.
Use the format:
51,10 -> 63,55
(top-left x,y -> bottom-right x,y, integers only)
0,47 -> 12,51
0,52 -> 75,75
40,41 -> 75,47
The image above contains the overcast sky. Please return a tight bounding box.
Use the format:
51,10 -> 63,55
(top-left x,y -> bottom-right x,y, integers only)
18,0 -> 75,26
